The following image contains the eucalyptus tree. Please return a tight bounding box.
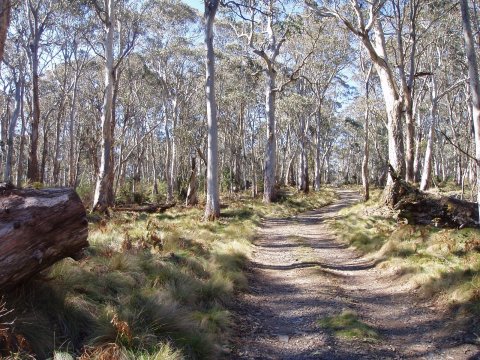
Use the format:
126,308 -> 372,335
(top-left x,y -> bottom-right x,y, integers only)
2,32 -> 26,182
306,0 -> 424,192
24,0 -> 55,183
141,0 -> 200,202
228,0 -> 316,202
90,0 -> 141,211
299,17 -> 351,190
419,46 -> 466,191
204,0 -> 220,219
360,58 -> 372,201
90,0 -> 115,211
460,0 -> 480,220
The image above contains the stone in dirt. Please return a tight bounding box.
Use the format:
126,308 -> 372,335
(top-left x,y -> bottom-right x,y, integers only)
278,335 -> 289,343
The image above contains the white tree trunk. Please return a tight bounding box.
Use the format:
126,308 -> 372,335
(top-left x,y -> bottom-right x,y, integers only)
298,116 -> 308,192
204,0 -> 220,220
372,20 -> 405,180
314,110 -> 322,190
4,75 -> 22,183
16,91 -> 25,187
420,80 -> 438,191
164,111 -> 173,202
69,71 -> 79,187
461,0 -> 480,222
263,69 -> 277,202
93,0 -> 115,212
362,104 -> 370,201
413,111 -> 423,183
420,108 -> 436,191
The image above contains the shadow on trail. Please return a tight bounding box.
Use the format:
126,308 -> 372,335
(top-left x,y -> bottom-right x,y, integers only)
254,240 -> 349,250
229,191 -> 480,360
251,260 -> 375,272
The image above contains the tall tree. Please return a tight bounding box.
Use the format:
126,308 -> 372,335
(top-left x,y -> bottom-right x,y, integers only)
204,0 -> 220,220
460,0 -> 480,221
25,0 -> 53,183
306,0 -> 407,188
92,0 -> 115,211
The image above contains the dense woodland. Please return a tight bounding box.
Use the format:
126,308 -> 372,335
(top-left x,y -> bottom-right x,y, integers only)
0,0 -> 479,218
2,1 -> 480,359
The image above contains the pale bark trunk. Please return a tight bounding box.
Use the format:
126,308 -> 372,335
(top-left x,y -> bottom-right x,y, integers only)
16,92 -> 26,187
186,156 -> 198,206
52,100 -> 65,185
251,157 -> 257,198
93,0 -> 115,212
413,111 -> 422,183
420,106 -> 436,190
364,19 -> 405,182
373,75 -> 404,182
398,2 -> 418,184
4,76 -> 22,183
405,95 -> 415,183
461,0 -> 480,222
362,65 -> 372,201
204,0 -> 220,220
263,69 -> 277,202
314,110 -> 322,190
170,97 -> 178,194
362,104 -> 370,201
68,72 -> 79,187
298,116 -> 308,193
150,137 -> 158,196
164,111 -> 173,202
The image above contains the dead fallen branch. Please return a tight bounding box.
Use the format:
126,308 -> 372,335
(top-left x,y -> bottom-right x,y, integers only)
113,202 -> 176,213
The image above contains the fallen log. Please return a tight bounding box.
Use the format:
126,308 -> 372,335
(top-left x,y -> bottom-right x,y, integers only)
0,185 -> 88,290
395,193 -> 478,228
382,166 -> 478,228
113,202 -> 176,213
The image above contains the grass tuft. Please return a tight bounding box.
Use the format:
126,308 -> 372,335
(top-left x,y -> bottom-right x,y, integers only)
1,186 -> 337,359
318,310 -> 380,342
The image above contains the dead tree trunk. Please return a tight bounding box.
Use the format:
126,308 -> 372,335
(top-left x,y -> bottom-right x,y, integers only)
0,185 -> 88,290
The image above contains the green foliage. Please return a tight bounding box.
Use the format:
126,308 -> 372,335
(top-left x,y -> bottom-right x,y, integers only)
318,310 -> 379,341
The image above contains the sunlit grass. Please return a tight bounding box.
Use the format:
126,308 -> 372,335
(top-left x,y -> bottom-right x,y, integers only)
331,188 -> 480,324
318,310 -> 379,342
1,186 -> 336,359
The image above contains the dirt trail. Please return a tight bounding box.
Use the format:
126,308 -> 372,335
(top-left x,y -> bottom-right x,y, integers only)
230,190 -> 480,360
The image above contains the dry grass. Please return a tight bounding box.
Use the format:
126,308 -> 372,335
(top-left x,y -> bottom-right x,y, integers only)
0,187 -> 336,359
331,188 -> 480,330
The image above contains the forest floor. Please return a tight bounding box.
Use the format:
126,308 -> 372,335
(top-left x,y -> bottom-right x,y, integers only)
230,190 -> 480,360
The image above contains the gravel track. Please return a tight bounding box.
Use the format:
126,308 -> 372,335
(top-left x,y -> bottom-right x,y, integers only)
230,190 -> 480,360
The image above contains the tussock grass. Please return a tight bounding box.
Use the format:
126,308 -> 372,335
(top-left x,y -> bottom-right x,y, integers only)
318,310 -> 379,341
332,188 -> 480,329
1,187 -> 336,359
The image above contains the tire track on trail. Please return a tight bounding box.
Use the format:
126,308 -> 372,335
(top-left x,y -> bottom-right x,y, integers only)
230,190 -> 479,360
